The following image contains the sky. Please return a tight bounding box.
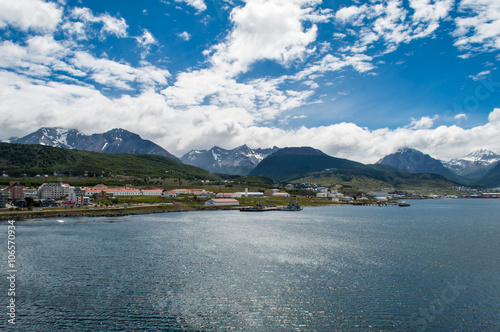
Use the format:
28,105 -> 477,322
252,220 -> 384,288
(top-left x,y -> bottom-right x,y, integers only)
0,0 -> 499,163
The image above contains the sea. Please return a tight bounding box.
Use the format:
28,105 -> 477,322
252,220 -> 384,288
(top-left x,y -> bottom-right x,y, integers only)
0,199 -> 499,331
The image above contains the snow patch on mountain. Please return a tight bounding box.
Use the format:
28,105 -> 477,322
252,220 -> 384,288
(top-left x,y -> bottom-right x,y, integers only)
181,145 -> 280,175
443,149 -> 500,179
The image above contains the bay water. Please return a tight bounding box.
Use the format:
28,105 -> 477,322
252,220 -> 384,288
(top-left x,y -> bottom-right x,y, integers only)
1,199 -> 499,331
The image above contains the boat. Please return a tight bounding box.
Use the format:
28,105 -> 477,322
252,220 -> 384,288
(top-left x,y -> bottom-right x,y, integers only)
280,202 -> 303,211
239,203 -> 279,212
398,201 -> 410,207
239,202 -> 303,212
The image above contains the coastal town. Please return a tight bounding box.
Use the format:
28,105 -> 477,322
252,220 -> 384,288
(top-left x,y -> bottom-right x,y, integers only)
1,180 -> 499,220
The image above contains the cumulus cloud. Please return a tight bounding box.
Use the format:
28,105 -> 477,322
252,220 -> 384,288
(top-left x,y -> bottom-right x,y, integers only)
162,0 -> 328,118
0,0 -> 62,32
408,115 -> 439,129
209,0 -> 321,75
2,68 -> 499,164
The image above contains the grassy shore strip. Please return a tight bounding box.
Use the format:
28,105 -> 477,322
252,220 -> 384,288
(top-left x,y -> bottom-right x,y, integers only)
0,205 -> 243,221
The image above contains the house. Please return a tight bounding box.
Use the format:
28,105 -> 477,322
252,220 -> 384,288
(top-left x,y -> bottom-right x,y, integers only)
316,192 -> 328,198
328,191 -> 344,199
162,190 -> 177,198
272,192 -> 290,197
191,189 -> 208,195
205,198 -> 239,206
373,192 -> 388,201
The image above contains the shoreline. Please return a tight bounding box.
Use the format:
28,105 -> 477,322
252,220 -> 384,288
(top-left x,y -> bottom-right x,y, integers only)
0,205 -> 241,221
2,197 -> 490,221
0,201 -> 346,221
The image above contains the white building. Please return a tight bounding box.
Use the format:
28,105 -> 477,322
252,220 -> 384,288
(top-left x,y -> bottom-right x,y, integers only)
162,191 -> 177,198
142,189 -> 164,196
38,183 -> 72,200
67,188 -> 87,205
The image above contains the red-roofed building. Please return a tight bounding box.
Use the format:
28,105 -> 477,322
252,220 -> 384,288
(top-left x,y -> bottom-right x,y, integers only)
142,189 -> 164,196
162,190 -> 177,198
205,198 -> 239,206
272,192 -> 290,197
216,193 -> 235,198
173,189 -> 192,195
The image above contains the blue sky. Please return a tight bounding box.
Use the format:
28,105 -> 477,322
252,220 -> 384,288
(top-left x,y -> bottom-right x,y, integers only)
0,0 -> 499,162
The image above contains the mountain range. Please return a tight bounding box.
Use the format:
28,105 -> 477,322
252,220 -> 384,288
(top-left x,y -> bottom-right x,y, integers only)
376,148 -> 500,186
4,127 -> 500,187
9,127 -> 181,162
248,146 -> 460,189
181,145 -> 279,175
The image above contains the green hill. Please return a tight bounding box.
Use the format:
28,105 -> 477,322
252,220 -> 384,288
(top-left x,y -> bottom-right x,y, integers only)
476,163 -> 500,187
249,146 -> 461,189
0,143 -> 220,180
249,147 -> 367,180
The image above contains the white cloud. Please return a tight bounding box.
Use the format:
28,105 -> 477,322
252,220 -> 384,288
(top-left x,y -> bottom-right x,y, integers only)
454,0 -> 500,53
162,0 -> 329,120
136,29 -> 158,58
2,68 -> 499,164
178,31 -> 191,41
408,114 -> 439,129
71,52 -> 170,90
175,0 -> 207,13
0,0 -> 62,32
409,0 -> 453,38
335,4 -> 369,25
469,70 -> 491,81
455,113 -> 467,120
334,0 -> 453,61
67,7 -> 128,39
208,0 -> 321,75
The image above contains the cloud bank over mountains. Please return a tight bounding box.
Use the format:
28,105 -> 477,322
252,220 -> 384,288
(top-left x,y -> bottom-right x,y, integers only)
0,0 -> 499,163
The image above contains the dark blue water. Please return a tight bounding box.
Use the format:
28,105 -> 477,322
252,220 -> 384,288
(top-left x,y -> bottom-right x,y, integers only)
1,199 -> 499,331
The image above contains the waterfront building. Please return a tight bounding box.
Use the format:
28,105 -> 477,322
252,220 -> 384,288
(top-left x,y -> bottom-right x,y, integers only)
205,199 -> 239,206
3,181 -> 25,201
68,188 -> 87,206
38,183 -> 72,200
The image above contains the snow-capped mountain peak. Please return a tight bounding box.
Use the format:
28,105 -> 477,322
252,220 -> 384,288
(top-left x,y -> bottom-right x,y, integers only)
442,149 -> 500,180
460,149 -> 499,164
10,127 -> 180,162
181,145 -> 280,175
